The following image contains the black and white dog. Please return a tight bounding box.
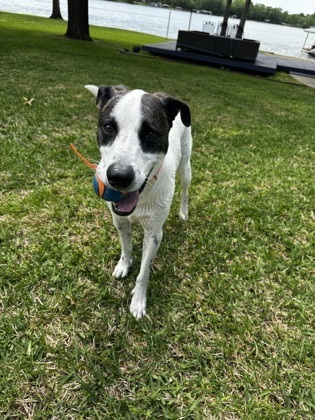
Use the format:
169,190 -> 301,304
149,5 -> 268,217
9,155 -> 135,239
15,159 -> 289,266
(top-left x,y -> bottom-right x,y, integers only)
85,85 -> 192,319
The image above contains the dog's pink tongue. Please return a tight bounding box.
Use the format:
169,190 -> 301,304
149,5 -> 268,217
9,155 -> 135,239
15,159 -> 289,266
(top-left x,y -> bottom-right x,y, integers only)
115,191 -> 139,213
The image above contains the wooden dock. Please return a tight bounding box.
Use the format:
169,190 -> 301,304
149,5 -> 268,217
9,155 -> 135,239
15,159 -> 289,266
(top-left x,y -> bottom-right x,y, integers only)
142,41 -> 315,77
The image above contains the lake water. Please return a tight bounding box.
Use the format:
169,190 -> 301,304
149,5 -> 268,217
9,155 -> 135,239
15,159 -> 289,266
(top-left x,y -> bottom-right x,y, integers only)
1,0 -> 314,59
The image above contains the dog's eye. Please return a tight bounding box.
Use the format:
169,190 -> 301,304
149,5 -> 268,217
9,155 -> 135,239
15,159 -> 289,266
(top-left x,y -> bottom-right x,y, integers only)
103,122 -> 114,133
145,131 -> 156,139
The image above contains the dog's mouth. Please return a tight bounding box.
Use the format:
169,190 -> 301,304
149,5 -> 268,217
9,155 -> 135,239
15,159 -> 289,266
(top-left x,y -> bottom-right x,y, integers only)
111,171 -> 151,217
112,190 -> 139,216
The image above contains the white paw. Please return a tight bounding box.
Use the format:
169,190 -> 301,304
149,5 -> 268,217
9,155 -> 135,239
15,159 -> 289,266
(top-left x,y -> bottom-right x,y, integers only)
130,286 -> 147,319
112,257 -> 132,278
179,209 -> 188,220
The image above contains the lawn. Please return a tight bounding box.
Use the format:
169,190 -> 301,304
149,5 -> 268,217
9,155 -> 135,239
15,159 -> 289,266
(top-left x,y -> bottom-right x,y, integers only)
0,12 -> 314,419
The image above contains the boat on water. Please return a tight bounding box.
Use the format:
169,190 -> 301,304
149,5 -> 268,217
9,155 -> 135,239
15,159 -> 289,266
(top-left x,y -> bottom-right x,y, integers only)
302,27 -> 315,58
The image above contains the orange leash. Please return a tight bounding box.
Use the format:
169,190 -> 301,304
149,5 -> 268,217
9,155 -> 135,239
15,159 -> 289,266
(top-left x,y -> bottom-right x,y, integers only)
70,143 -> 126,202
70,143 -> 108,199
70,143 -> 97,170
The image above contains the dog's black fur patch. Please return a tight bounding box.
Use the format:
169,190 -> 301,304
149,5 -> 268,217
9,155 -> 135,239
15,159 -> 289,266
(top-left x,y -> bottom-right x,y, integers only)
97,99 -> 120,147
96,85 -> 128,110
139,94 -> 171,154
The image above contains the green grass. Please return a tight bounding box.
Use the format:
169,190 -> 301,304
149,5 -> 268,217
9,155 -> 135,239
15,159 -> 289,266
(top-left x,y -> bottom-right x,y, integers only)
1,11 -> 314,418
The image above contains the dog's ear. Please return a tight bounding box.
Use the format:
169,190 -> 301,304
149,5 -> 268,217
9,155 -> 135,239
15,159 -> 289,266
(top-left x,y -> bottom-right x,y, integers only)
96,85 -> 129,110
84,84 -> 129,109
85,84 -> 99,97
155,93 -> 191,127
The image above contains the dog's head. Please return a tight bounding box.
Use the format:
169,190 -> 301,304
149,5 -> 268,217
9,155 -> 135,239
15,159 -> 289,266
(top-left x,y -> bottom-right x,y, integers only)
85,84 -> 191,216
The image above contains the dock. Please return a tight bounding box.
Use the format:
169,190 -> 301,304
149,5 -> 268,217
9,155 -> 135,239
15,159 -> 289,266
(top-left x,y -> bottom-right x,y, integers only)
142,41 -> 315,77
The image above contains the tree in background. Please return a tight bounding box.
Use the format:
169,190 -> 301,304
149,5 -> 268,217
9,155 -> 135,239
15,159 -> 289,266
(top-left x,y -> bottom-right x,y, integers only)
236,0 -> 251,39
220,0 -> 232,36
50,0 -> 63,19
65,0 -> 91,41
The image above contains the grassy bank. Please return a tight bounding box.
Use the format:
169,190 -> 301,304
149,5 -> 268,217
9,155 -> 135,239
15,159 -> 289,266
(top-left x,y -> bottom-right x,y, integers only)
1,12 -> 314,418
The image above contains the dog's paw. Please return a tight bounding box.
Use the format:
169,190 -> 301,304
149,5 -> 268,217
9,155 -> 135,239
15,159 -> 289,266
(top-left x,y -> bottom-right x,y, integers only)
179,209 -> 188,220
130,286 -> 147,319
112,257 -> 132,278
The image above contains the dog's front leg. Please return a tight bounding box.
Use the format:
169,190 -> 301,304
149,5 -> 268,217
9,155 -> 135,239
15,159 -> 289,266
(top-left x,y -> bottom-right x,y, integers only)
112,216 -> 133,278
130,229 -> 163,319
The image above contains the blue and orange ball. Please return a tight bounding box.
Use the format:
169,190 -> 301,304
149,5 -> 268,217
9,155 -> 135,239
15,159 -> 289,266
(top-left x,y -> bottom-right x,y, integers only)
93,175 -> 124,202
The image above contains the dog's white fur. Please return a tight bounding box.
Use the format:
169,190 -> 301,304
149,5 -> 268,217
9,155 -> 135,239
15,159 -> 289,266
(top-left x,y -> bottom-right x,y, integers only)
85,85 -> 192,319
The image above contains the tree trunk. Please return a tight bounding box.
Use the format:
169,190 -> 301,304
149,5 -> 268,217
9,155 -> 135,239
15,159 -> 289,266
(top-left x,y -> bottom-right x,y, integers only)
65,0 -> 91,41
236,0 -> 252,39
50,0 -> 63,19
220,0 -> 232,37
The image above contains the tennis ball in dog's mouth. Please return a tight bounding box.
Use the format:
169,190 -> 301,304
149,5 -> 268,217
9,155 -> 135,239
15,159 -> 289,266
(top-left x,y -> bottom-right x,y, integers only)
93,175 -> 125,202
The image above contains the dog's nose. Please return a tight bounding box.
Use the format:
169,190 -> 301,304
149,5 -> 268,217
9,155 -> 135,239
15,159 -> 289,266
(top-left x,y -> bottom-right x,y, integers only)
107,164 -> 135,189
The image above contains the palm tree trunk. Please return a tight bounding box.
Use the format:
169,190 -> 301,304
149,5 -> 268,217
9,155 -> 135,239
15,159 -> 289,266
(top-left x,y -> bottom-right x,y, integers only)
50,0 -> 63,19
236,0 -> 252,39
220,0 -> 232,37
65,0 -> 91,41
